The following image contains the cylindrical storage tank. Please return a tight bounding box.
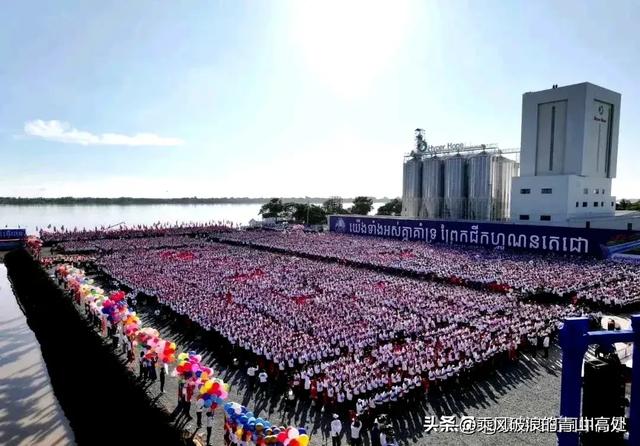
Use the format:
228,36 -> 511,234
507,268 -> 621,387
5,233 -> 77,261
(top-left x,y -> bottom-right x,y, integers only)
420,156 -> 443,218
401,157 -> 422,218
443,154 -> 467,219
492,156 -> 517,220
467,152 -> 495,221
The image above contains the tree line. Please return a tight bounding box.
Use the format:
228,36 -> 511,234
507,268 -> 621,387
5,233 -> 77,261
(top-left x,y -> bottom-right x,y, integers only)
0,196 -> 389,206
617,199 -> 640,212
258,196 -> 402,225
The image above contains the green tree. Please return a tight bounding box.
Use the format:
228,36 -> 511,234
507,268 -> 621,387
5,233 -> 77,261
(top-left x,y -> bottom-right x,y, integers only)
307,204 -> 327,225
376,198 -> 402,216
349,196 -> 374,215
322,196 -> 346,215
282,202 -> 327,225
259,198 -> 284,218
617,199 -> 632,210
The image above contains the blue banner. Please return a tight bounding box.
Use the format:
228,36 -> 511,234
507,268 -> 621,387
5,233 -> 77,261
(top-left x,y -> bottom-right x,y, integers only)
328,215 -> 640,258
0,229 -> 26,239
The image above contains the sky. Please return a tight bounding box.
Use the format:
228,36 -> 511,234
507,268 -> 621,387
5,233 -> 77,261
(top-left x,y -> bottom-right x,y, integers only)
1,0 -> 639,198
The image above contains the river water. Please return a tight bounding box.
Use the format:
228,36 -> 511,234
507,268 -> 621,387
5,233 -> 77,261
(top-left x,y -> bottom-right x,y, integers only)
0,263 -> 74,445
0,202 -> 382,235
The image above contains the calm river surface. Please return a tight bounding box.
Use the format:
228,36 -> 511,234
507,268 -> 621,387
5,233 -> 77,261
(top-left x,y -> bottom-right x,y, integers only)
0,263 -> 74,446
0,203 -> 382,235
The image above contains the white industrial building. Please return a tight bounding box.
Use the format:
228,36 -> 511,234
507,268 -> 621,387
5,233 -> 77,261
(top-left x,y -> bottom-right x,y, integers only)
402,82 -> 639,230
511,82 -> 638,230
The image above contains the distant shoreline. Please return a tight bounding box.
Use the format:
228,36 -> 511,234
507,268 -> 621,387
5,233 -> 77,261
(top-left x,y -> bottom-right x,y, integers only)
0,197 -> 391,206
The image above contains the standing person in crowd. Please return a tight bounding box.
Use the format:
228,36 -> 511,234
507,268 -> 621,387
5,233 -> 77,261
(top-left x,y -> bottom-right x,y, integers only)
148,354 -> 158,382
159,361 -> 168,393
350,417 -> 362,446
139,348 -> 147,380
330,414 -> 343,446
111,323 -> 119,349
195,397 -> 204,428
205,410 -> 214,446
384,428 -> 398,446
528,334 -> 537,356
183,378 -> 195,420
247,364 -> 256,388
122,334 -> 131,360
543,334 -> 550,358
370,421 -> 381,446
258,369 -> 268,397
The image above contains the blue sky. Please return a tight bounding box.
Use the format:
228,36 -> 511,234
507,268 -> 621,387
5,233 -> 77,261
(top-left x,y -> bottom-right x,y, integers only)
1,0 -> 638,198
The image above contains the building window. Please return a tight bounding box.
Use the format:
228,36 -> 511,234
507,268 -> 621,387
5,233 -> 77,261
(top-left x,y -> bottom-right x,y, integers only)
582,202 -> 587,207
602,189 -> 606,194
520,188 -> 531,194
576,202 -> 579,207
586,221 -> 591,229
519,215 -> 530,221
540,215 -> 551,221
594,189 -> 599,194
594,202 -> 599,207
601,201 -> 604,207
628,223 -> 633,231
541,188 -> 553,194
583,188 -> 589,194
611,201 -> 614,207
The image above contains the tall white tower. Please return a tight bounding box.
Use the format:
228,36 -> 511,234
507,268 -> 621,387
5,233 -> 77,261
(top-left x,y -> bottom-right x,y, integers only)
510,82 -> 621,225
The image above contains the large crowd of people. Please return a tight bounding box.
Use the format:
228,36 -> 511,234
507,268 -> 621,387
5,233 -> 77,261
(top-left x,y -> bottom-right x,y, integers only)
34,222 -> 638,443
40,221 -> 234,243
214,230 -> 640,306
89,239 -> 583,412
57,235 -> 210,253
45,224 -> 640,307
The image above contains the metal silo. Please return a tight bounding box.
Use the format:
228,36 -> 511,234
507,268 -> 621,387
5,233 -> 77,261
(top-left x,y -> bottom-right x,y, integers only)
443,154 -> 467,219
401,156 -> 422,218
420,156 -> 443,218
467,152 -> 495,221
492,156 -> 517,220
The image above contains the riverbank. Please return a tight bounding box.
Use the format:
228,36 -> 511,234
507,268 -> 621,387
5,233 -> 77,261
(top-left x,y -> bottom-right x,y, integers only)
3,249 -> 188,446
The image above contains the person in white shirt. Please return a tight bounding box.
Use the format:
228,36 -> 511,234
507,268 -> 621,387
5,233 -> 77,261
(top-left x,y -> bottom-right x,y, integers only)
330,414 -> 343,446
195,397 -> 204,428
257,369 -> 268,399
350,418 -> 362,446
543,334 -> 550,358
205,411 -> 214,446
247,365 -> 256,388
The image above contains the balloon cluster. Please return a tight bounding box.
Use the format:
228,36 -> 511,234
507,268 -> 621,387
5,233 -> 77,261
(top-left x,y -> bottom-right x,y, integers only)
175,351 -> 203,378
56,265 -> 178,365
152,338 -> 177,363
101,294 -> 127,324
198,376 -> 229,410
175,352 -> 229,410
56,265 -> 227,418
123,313 -> 141,336
136,327 -> 161,346
223,402 -> 309,446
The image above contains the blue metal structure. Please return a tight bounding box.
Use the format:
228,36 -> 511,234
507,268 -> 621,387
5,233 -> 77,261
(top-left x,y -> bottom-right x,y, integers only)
0,228 -> 26,250
559,315 -> 640,446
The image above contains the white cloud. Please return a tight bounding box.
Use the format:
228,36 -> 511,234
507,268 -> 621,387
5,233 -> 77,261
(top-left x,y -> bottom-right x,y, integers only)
24,119 -> 184,147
